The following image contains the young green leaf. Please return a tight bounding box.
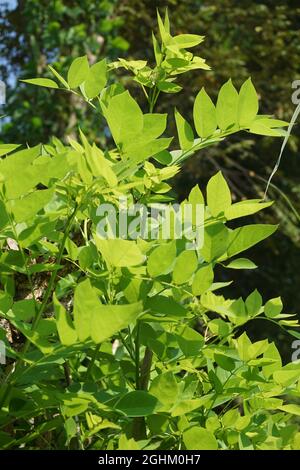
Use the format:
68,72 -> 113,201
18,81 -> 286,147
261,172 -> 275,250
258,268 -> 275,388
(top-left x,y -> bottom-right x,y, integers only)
245,289 -> 262,317
183,426 -> 218,450
147,241 -> 176,277
54,294 -> 77,346
115,391 -> 158,417
224,200 -> 272,220
193,88 -> 217,138
227,224 -> 278,257
21,78 -> 59,89
48,65 -> 69,88
149,372 -> 179,409
237,78 -> 259,127
192,264 -> 214,295
152,32 -> 162,66
216,79 -> 238,130
174,109 -> 194,150
173,250 -> 198,284
207,171 -> 231,216
201,223 -> 229,262
67,55 -> 89,88
73,279 -> 142,343
157,9 -> 171,44
104,91 -> 143,145
169,34 -> 204,49
224,258 -> 257,269
265,297 -> 283,318
95,238 -> 145,268
84,59 -> 107,99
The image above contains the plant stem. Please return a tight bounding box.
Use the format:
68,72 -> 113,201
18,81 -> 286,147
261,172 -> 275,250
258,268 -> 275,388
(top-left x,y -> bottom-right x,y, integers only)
139,347 -> 153,391
63,361 -> 72,387
134,321 -> 141,389
132,322 -> 153,441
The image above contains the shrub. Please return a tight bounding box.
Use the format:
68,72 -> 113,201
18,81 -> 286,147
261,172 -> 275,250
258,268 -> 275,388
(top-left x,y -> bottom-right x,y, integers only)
0,11 -> 299,450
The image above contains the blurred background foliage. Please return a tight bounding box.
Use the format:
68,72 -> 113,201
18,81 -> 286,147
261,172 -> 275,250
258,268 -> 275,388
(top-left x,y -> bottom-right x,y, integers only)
0,0 -> 300,355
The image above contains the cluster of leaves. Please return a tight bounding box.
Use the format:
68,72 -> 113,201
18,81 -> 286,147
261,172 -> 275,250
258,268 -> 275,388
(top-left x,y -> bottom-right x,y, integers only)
113,0 -> 300,330
0,11 -> 300,451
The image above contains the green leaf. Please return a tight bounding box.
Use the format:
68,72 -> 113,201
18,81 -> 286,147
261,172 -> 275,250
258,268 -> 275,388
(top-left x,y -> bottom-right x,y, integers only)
277,404 -> 300,416
9,188 -> 54,223
118,435 -> 140,450
188,184 -> 204,206
157,10 -> 171,44
147,241 -> 176,277
207,171 -> 231,216
74,279 -> 142,343
145,295 -> 186,318
67,55 -> 89,88
215,353 -> 236,371
273,368 -> 300,386
149,372 -> 179,409
175,109 -> 194,150
227,224 -> 278,257
236,332 -> 252,361
115,391 -> 158,417
171,399 -> 204,417
0,291 -> 13,314
192,264 -> 214,295
193,88 -> 217,138
0,144 -> 21,158
48,65 -> 69,88
0,145 -> 40,181
225,258 -> 257,269
91,302 -> 142,344
157,81 -> 182,93
201,223 -> 229,262
21,78 -> 59,89
237,78 -> 259,127
104,91 -> 143,146
249,120 -> 286,137
177,325 -> 204,356
262,343 -> 282,378
224,200 -> 273,220
228,297 -> 247,325
245,289 -> 262,317
87,144 -> 117,186
170,34 -> 204,49
95,238 -> 145,268
173,250 -> 198,284
12,299 -> 35,321
216,79 -> 239,130
142,113 -> 167,141
53,294 -> 77,346
152,32 -> 162,66
265,297 -> 283,318
183,426 -> 218,450
84,59 -> 107,99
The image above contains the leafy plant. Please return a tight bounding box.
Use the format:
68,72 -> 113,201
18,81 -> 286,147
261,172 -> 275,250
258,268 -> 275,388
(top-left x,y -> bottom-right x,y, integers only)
0,11 -> 299,451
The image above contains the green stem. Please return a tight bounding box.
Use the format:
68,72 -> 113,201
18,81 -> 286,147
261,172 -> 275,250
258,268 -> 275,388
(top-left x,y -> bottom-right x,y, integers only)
135,321 -> 141,389
132,323 -> 153,441
148,86 -> 160,113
